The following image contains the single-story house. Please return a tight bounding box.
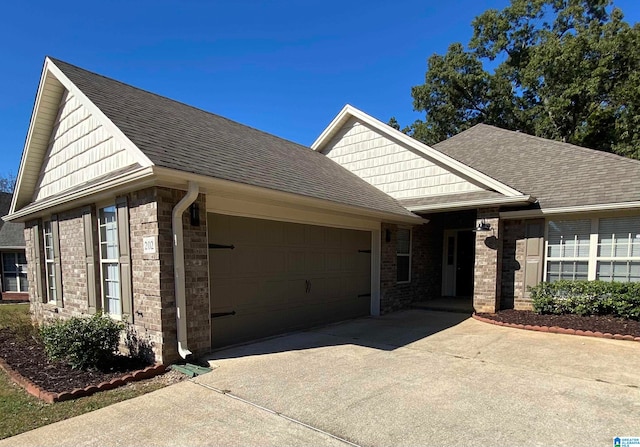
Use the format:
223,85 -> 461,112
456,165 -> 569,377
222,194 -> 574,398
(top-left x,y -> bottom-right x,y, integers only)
4,57 -> 640,363
0,192 -> 27,301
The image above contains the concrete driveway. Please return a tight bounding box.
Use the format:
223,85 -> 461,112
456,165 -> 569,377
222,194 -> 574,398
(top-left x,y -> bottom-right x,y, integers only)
3,310 -> 639,446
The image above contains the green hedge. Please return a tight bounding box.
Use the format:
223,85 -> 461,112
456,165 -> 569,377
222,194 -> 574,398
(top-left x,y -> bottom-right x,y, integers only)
40,312 -> 125,370
529,280 -> 640,320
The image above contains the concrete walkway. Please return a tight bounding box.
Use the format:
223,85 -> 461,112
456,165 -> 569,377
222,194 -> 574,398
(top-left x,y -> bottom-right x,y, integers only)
3,310 -> 639,446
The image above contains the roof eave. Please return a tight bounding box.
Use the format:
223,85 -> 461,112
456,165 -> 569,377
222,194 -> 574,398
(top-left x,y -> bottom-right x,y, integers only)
4,166 -> 156,222
153,166 -> 426,225
499,201 -> 640,219
405,195 -> 536,214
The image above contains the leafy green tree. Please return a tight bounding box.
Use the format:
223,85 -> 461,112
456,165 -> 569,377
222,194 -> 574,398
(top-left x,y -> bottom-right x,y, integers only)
399,0 -> 640,159
0,172 -> 16,193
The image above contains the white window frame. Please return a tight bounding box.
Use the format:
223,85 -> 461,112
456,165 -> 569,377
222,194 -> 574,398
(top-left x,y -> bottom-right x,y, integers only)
42,221 -> 57,303
396,227 -> 412,284
1,252 -> 28,293
98,204 -> 121,318
544,216 -> 640,282
544,218 -> 591,282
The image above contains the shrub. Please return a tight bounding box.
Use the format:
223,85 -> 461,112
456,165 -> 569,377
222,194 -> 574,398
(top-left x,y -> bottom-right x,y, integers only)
529,280 -> 640,320
40,312 -> 125,370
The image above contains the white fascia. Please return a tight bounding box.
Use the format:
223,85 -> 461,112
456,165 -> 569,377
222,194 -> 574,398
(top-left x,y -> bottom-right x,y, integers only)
153,166 -> 426,226
406,195 -> 535,213
499,201 -> 640,219
3,166 -> 156,222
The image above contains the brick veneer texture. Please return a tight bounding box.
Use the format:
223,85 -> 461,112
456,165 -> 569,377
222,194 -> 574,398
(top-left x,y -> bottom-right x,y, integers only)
473,208 -> 501,313
379,222 -> 430,313
24,186 -> 210,364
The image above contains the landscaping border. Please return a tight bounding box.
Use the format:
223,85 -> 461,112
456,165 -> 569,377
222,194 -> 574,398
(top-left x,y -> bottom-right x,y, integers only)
472,314 -> 640,342
0,358 -> 167,403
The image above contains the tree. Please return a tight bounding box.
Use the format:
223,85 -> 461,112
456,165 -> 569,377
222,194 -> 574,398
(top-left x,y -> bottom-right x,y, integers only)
0,172 -> 16,194
397,0 -> 640,160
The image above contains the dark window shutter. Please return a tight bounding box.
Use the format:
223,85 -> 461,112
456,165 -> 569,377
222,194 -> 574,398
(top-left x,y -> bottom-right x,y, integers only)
523,220 -> 544,298
83,207 -> 99,314
116,197 -> 133,323
32,222 -> 44,303
50,215 -> 64,308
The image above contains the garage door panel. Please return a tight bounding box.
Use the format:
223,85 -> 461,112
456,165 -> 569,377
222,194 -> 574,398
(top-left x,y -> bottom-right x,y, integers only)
284,222 -> 305,245
209,213 -> 371,349
305,250 -> 325,273
324,249 -> 342,272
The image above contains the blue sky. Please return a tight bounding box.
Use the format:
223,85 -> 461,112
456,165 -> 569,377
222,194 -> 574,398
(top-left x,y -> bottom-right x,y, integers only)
1,0 -> 638,177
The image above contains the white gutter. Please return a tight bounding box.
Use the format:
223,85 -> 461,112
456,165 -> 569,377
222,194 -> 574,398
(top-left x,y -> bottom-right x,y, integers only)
499,201 -> 640,219
172,181 -> 199,359
405,195 -> 535,213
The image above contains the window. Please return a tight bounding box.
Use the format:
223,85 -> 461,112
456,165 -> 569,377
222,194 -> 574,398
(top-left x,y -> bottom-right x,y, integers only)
397,228 -> 411,283
1,252 -> 27,293
546,219 -> 590,281
43,221 -> 57,302
545,216 -> 640,283
98,205 -> 121,316
596,216 -> 640,282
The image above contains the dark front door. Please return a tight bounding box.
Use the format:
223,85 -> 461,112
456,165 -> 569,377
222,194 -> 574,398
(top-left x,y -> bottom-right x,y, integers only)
455,231 -> 475,297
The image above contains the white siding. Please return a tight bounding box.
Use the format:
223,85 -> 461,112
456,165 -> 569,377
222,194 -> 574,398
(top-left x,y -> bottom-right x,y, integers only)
323,118 -> 485,199
33,91 -> 139,201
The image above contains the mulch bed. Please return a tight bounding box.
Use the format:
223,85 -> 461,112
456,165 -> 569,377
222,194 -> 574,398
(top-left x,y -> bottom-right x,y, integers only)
0,328 -> 152,394
477,309 -> 640,338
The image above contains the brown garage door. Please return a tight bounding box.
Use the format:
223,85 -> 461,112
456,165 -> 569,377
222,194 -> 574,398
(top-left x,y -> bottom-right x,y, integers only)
208,213 -> 371,348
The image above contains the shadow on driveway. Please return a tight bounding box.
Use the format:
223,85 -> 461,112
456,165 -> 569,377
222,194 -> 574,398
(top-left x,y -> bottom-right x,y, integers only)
203,309 -> 471,362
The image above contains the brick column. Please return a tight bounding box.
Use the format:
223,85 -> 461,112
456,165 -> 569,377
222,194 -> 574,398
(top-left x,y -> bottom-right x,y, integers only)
473,208 -> 502,313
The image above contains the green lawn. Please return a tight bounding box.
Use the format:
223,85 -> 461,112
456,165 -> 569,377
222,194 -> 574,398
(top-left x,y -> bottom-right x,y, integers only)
0,303 -> 170,440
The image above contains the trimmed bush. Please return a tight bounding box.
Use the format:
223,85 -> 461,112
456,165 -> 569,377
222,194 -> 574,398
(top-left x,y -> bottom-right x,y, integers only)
530,280 -> 640,320
40,312 -> 125,370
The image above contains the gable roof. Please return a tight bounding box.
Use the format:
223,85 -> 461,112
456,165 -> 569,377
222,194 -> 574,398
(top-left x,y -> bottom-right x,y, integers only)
312,105 -> 527,199
10,58 -> 419,222
433,124 -> 640,210
0,193 -> 25,248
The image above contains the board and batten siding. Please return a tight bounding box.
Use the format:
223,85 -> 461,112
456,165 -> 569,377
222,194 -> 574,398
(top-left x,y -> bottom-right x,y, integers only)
33,90 -> 139,202
323,118 -> 486,200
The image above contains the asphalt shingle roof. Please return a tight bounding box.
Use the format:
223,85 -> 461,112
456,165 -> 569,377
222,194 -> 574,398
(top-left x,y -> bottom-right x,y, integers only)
51,58 -> 416,219
0,193 -> 25,247
433,124 -> 640,209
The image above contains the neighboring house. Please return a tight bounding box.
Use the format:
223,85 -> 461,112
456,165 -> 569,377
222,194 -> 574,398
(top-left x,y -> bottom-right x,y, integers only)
0,192 -> 27,301
4,58 -> 639,363
313,106 -> 640,312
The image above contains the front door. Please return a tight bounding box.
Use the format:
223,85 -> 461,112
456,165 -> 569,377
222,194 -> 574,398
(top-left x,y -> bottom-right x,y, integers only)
442,230 -> 475,297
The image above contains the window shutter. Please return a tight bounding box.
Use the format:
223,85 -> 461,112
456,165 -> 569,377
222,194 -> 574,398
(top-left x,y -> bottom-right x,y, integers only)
523,220 -> 544,298
32,222 -> 45,303
116,197 -> 133,323
83,207 -> 99,314
50,215 -> 64,308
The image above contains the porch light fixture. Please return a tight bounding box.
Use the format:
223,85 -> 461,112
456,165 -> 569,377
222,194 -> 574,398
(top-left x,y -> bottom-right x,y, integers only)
473,219 -> 492,232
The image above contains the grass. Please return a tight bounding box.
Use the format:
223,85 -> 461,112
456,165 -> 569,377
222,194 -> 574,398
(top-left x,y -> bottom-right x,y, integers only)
0,303 -> 172,440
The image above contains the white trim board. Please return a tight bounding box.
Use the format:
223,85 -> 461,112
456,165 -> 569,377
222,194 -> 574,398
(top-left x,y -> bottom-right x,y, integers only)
499,201 -> 640,219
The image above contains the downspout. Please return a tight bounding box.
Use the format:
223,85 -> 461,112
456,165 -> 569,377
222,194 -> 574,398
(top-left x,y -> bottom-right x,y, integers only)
172,181 -> 199,359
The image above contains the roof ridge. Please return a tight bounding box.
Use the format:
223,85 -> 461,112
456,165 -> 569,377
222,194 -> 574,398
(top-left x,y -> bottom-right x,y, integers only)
458,122 -> 640,166
48,57 -> 314,153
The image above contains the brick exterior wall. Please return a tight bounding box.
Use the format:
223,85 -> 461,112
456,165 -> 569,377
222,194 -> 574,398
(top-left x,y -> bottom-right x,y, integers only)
473,208 -> 501,313
379,222 -> 430,313
156,188 -> 209,362
501,219 -> 526,309
24,186 -> 210,365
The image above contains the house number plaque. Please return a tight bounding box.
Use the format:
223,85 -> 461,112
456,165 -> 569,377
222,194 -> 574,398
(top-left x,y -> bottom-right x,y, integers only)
143,236 -> 157,254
